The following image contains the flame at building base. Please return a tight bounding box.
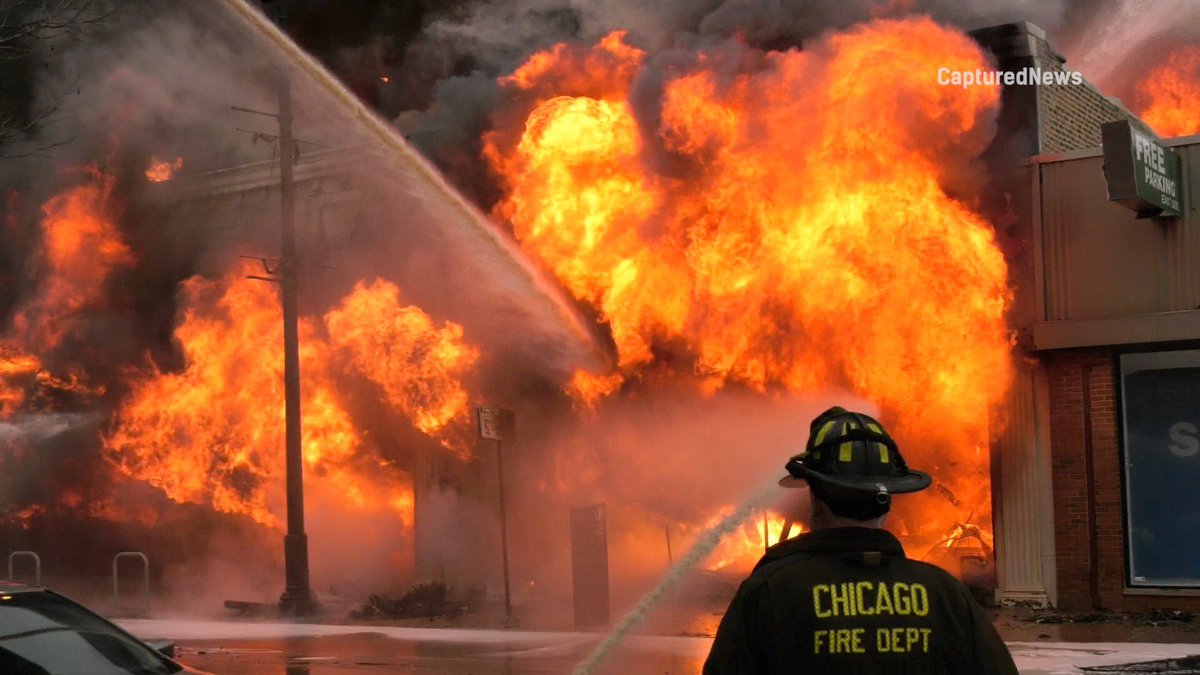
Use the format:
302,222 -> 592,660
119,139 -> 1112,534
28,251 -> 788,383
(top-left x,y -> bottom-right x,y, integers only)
1,167 -> 128,416
104,268 -> 475,537
1137,45 -> 1200,138
3,12 -> 1027,601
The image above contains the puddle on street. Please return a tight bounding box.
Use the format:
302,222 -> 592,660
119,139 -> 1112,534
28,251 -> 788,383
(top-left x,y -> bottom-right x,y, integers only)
175,632 -> 708,674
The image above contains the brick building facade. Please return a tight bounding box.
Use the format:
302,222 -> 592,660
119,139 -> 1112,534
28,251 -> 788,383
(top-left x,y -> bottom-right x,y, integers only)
1043,346 -> 1200,612
974,23 -> 1200,611
1046,350 -> 1122,610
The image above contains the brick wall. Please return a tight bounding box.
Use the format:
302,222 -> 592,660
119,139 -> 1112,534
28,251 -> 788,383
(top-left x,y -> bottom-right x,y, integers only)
1046,348 -> 1200,611
973,21 -> 1200,612
971,21 -> 1138,155
1047,352 -> 1091,609
1038,70 -> 1134,153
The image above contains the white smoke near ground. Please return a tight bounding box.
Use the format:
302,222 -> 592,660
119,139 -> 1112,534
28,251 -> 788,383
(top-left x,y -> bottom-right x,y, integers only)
503,388 -> 871,626
529,389 -> 841,522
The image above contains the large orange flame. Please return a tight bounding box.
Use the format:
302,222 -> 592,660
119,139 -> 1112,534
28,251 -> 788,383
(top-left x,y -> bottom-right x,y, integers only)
145,156 -> 184,182
705,509 -> 802,572
11,167 -> 133,351
1137,45 -> 1200,138
105,269 -> 477,527
325,279 -> 479,454
106,271 -> 354,526
487,18 -> 1012,564
1,166 -> 128,415
3,167 -> 471,587
0,349 -> 40,415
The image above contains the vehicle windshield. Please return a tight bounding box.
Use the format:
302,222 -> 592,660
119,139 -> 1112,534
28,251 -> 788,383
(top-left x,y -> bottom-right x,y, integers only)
0,591 -> 181,675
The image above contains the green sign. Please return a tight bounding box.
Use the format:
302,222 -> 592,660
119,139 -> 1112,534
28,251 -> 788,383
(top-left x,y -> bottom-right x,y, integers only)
1102,120 -> 1183,218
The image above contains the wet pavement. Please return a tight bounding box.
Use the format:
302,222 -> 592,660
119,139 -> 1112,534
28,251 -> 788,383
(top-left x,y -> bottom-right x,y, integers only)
116,619 -> 1200,675
122,619 -> 706,674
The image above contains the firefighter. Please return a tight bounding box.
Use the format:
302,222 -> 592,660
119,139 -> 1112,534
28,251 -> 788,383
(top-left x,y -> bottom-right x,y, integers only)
703,406 -> 1018,674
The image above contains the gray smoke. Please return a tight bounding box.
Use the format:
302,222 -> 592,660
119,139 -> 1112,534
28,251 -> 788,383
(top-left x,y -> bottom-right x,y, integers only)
3,0 -> 1185,619
1056,0 -> 1200,97
393,0 -> 1148,201
1,0 -> 607,609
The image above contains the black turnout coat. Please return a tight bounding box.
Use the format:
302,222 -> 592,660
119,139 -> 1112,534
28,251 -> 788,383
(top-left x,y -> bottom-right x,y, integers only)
703,526 -> 1018,674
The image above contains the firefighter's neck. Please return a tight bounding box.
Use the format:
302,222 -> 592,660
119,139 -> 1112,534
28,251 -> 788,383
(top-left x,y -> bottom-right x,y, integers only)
810,494 -> 887,531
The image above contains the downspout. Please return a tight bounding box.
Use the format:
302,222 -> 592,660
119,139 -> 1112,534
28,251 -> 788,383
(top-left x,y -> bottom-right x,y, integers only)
1081,363 -> 1103,609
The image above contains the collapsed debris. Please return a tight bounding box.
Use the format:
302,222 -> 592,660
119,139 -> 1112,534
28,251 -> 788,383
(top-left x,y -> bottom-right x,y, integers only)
350,582 -> 483,621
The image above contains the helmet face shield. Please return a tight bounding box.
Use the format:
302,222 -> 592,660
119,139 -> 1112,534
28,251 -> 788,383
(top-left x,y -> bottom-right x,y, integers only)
779,407 -> 931,498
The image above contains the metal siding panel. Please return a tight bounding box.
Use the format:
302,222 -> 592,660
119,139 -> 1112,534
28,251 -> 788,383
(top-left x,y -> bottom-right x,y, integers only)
1031,310 -> 1200,350
995,362 -> 1050,604
1031,162 -> 1048,323
1041,162 -> 1067,320
1046,156 -> 1169,320
1178,144 -> 1200,310
1163,142 -> 1198,311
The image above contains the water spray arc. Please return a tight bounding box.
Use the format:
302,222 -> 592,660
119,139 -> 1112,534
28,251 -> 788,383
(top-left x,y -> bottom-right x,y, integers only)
571,480 -> 780,675
213,0 -> 616,616
217,0 -> 604,366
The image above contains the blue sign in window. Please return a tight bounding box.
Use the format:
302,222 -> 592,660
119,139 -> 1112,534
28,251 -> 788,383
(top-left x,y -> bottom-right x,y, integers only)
1120,351 -> 1200,587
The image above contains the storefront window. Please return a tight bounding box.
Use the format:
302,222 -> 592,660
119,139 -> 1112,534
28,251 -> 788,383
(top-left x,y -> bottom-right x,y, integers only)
1120,350 -> 1200,587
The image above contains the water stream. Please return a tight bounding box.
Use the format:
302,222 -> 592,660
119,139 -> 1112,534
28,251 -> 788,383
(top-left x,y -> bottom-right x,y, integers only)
213,6 -> 784,671
572,480 -> 780,675
217,0 -> 603,364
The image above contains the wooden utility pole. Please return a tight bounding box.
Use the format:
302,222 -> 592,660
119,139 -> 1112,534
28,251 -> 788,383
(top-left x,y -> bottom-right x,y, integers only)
231,38 -> 314,620
274,74 -> 315,617
227,1 -> 316,619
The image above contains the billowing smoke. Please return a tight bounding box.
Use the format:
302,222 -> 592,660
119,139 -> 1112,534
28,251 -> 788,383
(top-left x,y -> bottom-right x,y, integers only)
1057,0 -> 1200,99
0,0 -> 590,607
0,0 -> 639,614
1,0 -> 1190,621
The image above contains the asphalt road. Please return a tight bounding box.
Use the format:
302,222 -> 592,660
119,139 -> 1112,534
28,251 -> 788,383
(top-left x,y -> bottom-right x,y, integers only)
116,619 -> 1200,675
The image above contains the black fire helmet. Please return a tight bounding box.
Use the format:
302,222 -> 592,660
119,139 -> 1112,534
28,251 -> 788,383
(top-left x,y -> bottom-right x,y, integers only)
779,406 -> 931,505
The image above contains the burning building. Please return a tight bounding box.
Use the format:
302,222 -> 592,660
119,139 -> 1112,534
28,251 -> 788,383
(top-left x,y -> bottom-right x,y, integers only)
971,24 -> 1200,610
2,0 -> 1199,621
132,142 -> 603,591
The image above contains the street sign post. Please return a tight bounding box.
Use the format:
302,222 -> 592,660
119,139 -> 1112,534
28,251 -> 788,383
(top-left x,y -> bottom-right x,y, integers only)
477,405 -> 503,441
477,405 -> 515,620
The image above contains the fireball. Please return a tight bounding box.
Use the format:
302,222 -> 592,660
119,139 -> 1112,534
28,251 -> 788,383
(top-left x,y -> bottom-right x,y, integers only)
1137,45 -> 1200,138
487,18 -> 1012,562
